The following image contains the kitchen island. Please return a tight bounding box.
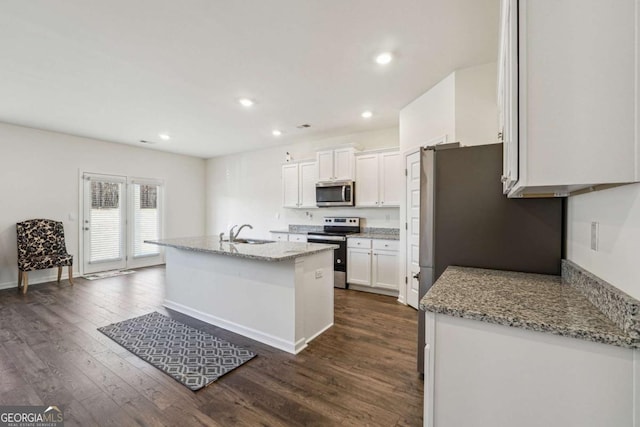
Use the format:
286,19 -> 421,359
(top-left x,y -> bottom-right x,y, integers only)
146,236 -> 338,354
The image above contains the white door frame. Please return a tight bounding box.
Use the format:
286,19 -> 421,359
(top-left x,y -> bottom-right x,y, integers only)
402,135 -> 448,308
78,171 -> 165,275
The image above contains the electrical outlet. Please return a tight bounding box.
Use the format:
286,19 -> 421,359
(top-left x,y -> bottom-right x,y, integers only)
315,269 -> 323,279
590,221 -> 599,251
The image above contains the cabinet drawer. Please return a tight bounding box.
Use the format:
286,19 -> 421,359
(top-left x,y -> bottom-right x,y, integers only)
347,238 -> 372,249
271,233 -> 289,242
372,239 -> 399,251
289,233 -> 307,243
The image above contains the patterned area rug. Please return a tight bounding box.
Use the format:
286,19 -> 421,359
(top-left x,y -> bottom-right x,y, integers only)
98,312 -> 256,391
84,269 -> 136,280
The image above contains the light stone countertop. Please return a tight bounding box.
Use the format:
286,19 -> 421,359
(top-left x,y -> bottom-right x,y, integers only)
348,233 -> 399,241
420,266 -> 640,349
145,236 -> 338,262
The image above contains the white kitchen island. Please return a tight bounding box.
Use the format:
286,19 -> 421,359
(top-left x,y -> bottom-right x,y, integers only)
146,236 -> 337,354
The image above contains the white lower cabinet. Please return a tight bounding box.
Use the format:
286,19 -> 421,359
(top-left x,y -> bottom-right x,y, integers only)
271,233 -> 289,242
347,238 -> 399,291
423,311 -> 639,427
270,233 -> 307,242
346,248 -> 371,286
288,233 -> 307,243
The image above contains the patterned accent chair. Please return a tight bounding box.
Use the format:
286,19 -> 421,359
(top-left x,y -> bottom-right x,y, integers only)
16,219 -> 74,295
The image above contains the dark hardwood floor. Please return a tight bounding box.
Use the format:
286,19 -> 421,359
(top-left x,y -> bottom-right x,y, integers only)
0,266 -> 423,426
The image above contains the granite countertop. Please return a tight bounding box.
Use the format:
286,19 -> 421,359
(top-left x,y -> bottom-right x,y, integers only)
145,236 -> 338,262
348,232 -> 399,241
420,266 -> 640,349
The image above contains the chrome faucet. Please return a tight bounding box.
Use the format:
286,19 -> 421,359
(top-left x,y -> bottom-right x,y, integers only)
229,225 -> 238,242
233,224 -> 253,241
229,224 -> 253,242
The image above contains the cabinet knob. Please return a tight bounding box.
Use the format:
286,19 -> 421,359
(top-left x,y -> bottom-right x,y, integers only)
380,201 -> 384,205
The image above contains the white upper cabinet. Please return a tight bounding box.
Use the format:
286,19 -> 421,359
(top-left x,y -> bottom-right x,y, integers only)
282,163 -> 300,208
500,0 -> 640,197
355,154 -> 379,207
316,148 -> 355,181
379,151 -> 401,206
355,150 -> 400,207
298,161 -> 317,208
282,161 -> 317,208
317,150 -> 335,181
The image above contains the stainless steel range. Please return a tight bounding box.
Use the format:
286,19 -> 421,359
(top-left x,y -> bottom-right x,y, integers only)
306,217 -> 361,289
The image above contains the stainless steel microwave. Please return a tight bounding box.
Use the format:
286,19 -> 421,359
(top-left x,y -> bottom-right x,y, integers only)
316,181 -> 355,207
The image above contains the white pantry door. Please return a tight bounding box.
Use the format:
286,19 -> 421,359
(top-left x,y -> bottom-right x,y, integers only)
83,173 -> 127,273
406,151 -> 421,309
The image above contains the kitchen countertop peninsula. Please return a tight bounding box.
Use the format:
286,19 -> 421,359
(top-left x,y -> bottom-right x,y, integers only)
146,236 -> 337,261
348,232 -> 399,240
270,226 -> 401,241
420,265 -> 640,349
146,236 -> 337,354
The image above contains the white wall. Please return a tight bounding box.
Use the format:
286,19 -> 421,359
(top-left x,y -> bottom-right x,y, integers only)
399,72 -> 456,153
455,62 -> 498,146
398,63 -> 498,304
205,128 -> 400,238
566,183 -> 640,300
0,122 -> 206,289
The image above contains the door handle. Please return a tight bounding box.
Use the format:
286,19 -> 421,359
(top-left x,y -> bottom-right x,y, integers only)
413,272 -> 420,281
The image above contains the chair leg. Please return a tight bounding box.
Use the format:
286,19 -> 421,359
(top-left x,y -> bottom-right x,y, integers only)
68,266 -> 74,286
57,266 -> 62,283
22,272 -> 28,295
17,270 -> 23,293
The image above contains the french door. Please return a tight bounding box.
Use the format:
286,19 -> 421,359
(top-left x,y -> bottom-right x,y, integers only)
82,173 -> 163,274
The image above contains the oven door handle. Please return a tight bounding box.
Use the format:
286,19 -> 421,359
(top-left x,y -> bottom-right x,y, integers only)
308,235 -> 346,242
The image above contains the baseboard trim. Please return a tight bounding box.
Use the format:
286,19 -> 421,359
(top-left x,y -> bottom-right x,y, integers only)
348,284 -> 399,298
163,299 -> 305,354
0,270 -> 78,291
305,322 -> 334,343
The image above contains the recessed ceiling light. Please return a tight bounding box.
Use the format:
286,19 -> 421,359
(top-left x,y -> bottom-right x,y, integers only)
272,129 -> 282,136
361,111 -> 373,119
158,133 -> 171,141
375,52 -> 393,65
238,98 -> 254,107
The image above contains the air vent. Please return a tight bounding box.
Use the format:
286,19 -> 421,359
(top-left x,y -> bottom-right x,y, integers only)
296,124 -> 311,129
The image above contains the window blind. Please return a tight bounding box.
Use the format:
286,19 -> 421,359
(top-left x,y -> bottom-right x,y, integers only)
133,183 -> 160,258
89,180 -> 123,263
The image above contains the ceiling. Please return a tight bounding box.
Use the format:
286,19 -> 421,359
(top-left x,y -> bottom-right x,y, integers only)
0,0 -> 499,159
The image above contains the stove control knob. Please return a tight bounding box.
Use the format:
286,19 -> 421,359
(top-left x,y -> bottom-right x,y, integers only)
337,259 -> 342,264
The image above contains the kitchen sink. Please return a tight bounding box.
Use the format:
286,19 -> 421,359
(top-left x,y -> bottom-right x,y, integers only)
228,238 -> 275,245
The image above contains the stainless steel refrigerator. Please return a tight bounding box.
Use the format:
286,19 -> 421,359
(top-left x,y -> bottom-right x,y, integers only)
417,143 -> 563,373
